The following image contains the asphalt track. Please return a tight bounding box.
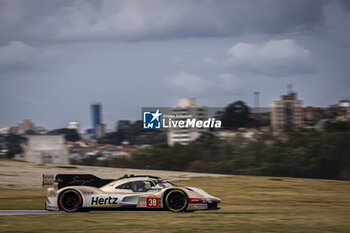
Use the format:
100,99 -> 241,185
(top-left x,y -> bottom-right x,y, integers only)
0,209 -> 259,216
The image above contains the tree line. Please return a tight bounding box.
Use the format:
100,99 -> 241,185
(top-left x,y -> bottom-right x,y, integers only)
76,121 -> 350,181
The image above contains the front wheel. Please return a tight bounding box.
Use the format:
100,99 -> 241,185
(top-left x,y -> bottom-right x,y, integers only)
58,189 -> 82,212
165,189 -> 188,212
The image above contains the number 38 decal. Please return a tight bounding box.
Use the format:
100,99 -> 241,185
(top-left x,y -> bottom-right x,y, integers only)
147,197 -> 159,207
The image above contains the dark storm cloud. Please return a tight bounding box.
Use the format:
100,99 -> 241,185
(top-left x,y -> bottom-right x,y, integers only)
205,39 -> 313,76
0,0 -> 349,129
0,41 -> 64,74
0,0 -> 329,42
337,0 -> 350,11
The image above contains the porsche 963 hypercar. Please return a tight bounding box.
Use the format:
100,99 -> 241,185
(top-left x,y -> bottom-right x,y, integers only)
42,174 -> 221,212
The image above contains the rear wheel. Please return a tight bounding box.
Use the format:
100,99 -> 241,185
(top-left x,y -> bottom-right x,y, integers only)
58,190 -> 82,212
165,189 -> 188,212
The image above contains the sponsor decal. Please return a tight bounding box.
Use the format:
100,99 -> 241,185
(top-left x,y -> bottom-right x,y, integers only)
139,201 -> 147,208
195,204 -> 207,209
83,191 -> 94,195
189,198 -> 203,203
147,195 -> 159,198
91,196 -> 118,205
47,205 -> 59,210
68,176 -> 95,185
146,197 -> 159,208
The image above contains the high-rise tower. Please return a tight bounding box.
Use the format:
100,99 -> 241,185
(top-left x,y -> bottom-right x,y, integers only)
91,103 -> 103,139
271,89 -> 303,135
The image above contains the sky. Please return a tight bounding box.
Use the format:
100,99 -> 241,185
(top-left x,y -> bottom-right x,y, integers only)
0,0 -> 349,131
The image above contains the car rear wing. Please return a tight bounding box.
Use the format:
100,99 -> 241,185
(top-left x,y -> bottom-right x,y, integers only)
42,174 -> 55,187
42,174 -> 114,190
42,174 -> 57,197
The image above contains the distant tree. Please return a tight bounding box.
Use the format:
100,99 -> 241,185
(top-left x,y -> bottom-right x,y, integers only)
6,143 -> 23,158
99,120 -> 165,145
216,101 -> 257,129
48,128 -> 80,142
116,120 -> 132,131
98,131 -> 123,145
196,132 -> 215,143
99,120 -> 139,145
85,129 -> 93,134
324,121 -> 349,132
74,128 -> 350,180
5,134 -> 26,143
213,110 -> 225,120
116,120 -> 141,141
25,129 -> 37,135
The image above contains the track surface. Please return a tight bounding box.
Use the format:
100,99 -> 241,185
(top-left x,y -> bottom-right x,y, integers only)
0,209 -> 258,216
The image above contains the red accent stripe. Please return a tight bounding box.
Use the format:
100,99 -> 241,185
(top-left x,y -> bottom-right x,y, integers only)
189,198 -> 221,203
76,191 -> 82,202
76,191 -> 82,205
189,198 -> 203,203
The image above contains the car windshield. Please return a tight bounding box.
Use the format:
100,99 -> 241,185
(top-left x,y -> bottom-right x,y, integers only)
152,179 -> 176,188
115,179 -> 176,191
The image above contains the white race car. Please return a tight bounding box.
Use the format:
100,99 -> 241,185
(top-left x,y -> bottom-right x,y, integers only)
43,174 -> 221,212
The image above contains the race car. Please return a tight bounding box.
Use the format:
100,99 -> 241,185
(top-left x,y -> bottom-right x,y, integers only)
42,174 -> 221,212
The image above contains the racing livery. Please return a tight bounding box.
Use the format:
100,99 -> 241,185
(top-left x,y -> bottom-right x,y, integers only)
42,174 -> 221,212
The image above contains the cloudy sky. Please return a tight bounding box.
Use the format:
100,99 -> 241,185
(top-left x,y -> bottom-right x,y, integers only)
0,0 -> 349,130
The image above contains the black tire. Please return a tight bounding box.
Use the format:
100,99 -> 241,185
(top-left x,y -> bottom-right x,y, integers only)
165,189 -> 188,212
58,189 -> 82,212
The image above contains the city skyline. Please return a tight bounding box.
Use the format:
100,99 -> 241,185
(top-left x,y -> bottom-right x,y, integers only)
1,0 -> 349,130
1,95 -> 347,132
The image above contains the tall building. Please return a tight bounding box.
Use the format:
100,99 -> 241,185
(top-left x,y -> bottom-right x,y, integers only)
0,126 -> 11,135
18,119 -> 34,134
271,91 -> 303,135
167,98 -> 208,146
96,123 -> 105,138
67,121 -> 80,133
91,103 -> 104,139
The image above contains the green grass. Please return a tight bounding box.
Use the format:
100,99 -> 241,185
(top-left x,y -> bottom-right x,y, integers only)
1,176 -> 350,232
0,189 -> 45,209
0,158 -> 26,162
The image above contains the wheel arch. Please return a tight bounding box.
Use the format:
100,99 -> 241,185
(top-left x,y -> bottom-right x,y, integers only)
57,188 -> 84,211
162,188 -> 189,212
